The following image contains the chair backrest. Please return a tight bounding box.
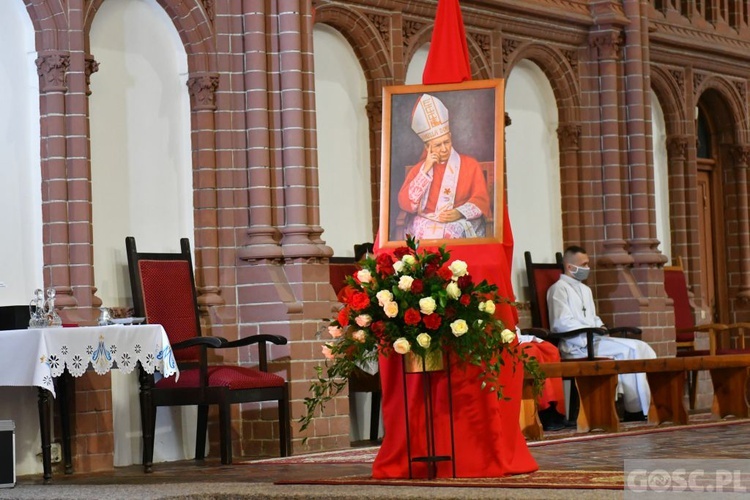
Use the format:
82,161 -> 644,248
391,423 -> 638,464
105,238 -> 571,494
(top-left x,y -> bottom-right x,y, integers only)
663,257 -> 696,342
126,236 -> 203,364
524,251 -> 564,330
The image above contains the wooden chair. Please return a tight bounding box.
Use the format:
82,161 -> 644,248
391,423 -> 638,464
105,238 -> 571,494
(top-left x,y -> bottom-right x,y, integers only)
126,236 -> 290,471
663,257 -> 750,408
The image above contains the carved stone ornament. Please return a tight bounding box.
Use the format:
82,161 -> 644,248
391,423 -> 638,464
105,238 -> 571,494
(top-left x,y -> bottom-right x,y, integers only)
366,99 -> 383,129
502,38 -> 520,65
84,55 -> 100,96
186,74 -> 220,111
557,123 -> 582,151
666,136 -> 689,160
668,68 -> 685,97
693,73 -> 706,95
367,13 -> 390,45
588,30 -> 623,60
732,145 -> 750,168
402,19 -> 424,48
735,80 -> 747,103
504,112 -> 512,127
35,52 -> 70,93
469,32 -> 491,64
202,0 -> 214,21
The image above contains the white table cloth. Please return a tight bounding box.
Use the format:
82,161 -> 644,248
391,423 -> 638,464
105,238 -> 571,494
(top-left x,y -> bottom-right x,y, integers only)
0,324 -> 179,396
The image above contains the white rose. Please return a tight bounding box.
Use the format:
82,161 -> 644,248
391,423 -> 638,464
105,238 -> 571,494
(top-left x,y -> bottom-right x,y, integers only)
416,333 -> 431,349
356,269 -> 372,284
501,328 -> 516,344
393,337 -> 411,354
352,330 -> 367,343
376,290 -> 394,306
384,301 -> 399,318
419,297 -> 437,315
449,260 -> 469,279
355,314 -> 372,327
328,326 -> 343,338
450,319 -> 469,337
398,275 -> 414,292
393,261 -> 404,274
402,254 -> 416,266
446,282 -> 461,299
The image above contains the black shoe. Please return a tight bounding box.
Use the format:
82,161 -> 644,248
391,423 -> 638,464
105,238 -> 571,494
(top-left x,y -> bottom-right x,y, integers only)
623,411 -> 647,422
563,419 -> 577,428
539,406 -> 568,431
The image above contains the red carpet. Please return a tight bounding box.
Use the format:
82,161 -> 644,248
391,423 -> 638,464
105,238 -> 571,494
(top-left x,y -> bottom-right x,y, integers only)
275,469 -> 624,490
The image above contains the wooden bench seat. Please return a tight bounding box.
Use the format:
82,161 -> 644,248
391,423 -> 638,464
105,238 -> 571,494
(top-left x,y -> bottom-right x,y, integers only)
521,354 -> 750,439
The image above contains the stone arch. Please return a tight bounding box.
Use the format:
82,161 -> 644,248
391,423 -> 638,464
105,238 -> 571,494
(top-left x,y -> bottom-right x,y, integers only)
314,4 -> 394,91
83,0 -> 217,73
696,76 -> 746,144
466,35 -> 491,80
403,26 -> 433,74
650,66 -> 688,137
504,42 -> 580,124
23,0 -> 67,51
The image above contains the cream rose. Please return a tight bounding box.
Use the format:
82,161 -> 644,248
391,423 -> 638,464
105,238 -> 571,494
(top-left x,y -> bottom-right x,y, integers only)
384,301 -> 399,318
449,260 -> 469,279
355,314 -> 372,327
398,275 -> 414,292
328,325 -> 343,338
501,328 -> 516,344
393,337 -> 411,354
352,330 -> 367,343
402,254 -> 416,266
419,297 -> 437,315
392,261 -> 405,274
376,289 -> 394,306
416,332 -> 432,349
356,269 -> 372,284
450,319 -> 469,337
446,282 -> 461,299
480,300 -> 496,315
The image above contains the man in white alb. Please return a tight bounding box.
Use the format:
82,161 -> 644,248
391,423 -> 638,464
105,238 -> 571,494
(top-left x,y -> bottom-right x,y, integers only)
547,246 -> 656,420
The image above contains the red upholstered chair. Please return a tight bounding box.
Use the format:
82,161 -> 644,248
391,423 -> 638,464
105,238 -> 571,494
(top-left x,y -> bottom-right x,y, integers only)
126,236 -> 290,471
663,257 -> 750,408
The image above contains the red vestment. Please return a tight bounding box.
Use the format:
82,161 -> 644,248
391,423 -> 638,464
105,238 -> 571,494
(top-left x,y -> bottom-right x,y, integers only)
521,341 -> 565,413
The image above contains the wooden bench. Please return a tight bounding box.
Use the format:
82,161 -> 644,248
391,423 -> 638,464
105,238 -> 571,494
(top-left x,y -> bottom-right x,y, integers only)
521,354 -> 750,440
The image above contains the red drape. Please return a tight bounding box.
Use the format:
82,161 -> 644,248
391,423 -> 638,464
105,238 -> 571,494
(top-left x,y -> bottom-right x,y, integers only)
372,0 -> 538,478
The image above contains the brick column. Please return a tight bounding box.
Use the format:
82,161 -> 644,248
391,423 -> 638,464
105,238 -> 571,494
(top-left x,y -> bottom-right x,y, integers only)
366,98 -> 383,236
666,136 -> 690,254
83,54 -> 102,309
557,123 -> 583,245
588,29 -> 631,266
187,73 -> 224,307
36,51 -> 77,309
732,145 -> 750,299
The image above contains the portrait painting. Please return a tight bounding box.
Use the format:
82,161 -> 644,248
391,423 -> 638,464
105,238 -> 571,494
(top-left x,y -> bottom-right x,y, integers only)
378,79 -> 504,248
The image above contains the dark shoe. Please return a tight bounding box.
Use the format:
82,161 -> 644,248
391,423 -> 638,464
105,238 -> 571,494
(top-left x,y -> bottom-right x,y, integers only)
563,419 -> 577,428
539,406 -> 568,431
623,411 -> 647,422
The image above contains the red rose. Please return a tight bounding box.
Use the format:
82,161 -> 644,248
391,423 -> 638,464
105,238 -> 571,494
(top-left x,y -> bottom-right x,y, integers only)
349,291 -> 371,311
438,267 -> 453,281
337,306 -> 350,326
404,308 -> 422,326
410,279 -> 424,294
424,261 -> 439,277
376,253 -> 395,275
459,294 -> 471,306
371,320 -> 385,336
393,247 -> 412,259
423,313 -> 442,330
444,306 -> 456,319
457,275 -> 473,290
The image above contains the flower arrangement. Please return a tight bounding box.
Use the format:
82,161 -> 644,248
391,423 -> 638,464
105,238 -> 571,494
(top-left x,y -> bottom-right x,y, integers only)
299,236 -> 543,433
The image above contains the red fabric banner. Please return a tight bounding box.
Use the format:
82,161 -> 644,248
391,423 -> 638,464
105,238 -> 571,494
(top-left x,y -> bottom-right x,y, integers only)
372,0 -> 538,479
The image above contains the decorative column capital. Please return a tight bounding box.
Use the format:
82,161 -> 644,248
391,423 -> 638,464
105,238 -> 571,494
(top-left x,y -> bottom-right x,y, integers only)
186,73 -> 220,111
588,30 -> 623,60
557,123 -> 582,151
84,55 -> 100,96
365,99 -> 382,129
666,135 -> 690,160
732,145 -> 750,168
35,52 -> 70,93
504,112 -> 512,127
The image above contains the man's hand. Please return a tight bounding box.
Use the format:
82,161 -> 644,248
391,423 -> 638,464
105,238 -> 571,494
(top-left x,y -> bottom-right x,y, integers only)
436,209 -> 462,222
421,143 -> 439,174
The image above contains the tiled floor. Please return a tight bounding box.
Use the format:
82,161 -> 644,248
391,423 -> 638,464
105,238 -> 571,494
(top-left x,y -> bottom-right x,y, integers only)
5,417 -> 750,498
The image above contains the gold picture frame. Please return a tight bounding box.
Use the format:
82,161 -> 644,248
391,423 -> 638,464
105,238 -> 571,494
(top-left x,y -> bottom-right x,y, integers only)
378,79 -> 505,248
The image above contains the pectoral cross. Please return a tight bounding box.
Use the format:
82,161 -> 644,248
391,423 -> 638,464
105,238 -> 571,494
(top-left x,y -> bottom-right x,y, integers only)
582,305 -> 587,316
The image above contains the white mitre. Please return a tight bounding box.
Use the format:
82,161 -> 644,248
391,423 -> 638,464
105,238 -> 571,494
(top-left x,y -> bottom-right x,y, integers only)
411,94 -> 450,142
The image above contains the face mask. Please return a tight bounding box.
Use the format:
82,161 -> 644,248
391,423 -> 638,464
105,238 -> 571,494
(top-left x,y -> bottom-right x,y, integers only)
569,264 -> 590,281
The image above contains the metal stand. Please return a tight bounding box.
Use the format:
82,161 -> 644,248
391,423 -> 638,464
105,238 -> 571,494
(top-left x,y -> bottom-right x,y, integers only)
401,352 -> 456,479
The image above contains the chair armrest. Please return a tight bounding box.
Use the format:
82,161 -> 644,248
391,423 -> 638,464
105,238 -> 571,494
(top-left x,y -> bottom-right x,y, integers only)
171,336 -> 222,351
216,334 -> 288,349
519,327 -> 552,340
545,327 -> 606,360
607,326 -> 642,338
